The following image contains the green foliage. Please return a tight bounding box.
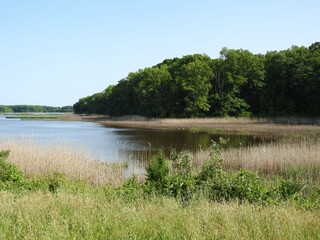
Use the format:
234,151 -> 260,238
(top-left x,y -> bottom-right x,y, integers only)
273,178 -> 303,200
0,151 -> 24,184
230,170 -> 267,203
145,152 -> 169,193
0,105 -> 73,113
74,42 -> 320,118
48,173 -> 66,194
143,139 -> 318,207
168,150 -> 195,206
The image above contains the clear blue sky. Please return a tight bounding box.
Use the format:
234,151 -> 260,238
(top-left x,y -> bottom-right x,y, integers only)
1,0 -> 319,106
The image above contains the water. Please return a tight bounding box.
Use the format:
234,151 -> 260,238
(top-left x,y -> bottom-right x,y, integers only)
0,115 -> 269,163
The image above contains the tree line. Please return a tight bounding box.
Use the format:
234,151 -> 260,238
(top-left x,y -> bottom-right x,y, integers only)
0,105 -> 73,113
74,43 -> 320,118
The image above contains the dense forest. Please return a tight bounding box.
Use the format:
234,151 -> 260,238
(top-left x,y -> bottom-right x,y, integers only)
74,43 -> 320,118
0,105 -> 73,113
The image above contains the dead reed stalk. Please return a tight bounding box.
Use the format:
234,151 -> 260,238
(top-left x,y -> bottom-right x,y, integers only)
0,139 -> 125,186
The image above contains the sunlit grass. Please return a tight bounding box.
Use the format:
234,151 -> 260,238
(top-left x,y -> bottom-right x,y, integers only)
0,139 -> 125,186
0,191 -> 319,239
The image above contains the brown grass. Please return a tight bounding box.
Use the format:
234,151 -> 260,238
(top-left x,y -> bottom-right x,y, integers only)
0,139 -> 125,186
82,115 -> 320,138
222,141 -> 320,171
191,140 -> 320,183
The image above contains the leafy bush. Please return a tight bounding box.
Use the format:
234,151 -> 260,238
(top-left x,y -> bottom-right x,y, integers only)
0,150 -> 24,184
145,152 -> 169,194
168,150 -> 195,206
48,173 -> 67,194
273,178 -> 303,200
230,170 -> 267,203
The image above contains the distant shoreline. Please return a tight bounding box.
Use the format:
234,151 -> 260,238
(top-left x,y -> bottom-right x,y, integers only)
3,112 -> 320,137
79,114 -> 320,138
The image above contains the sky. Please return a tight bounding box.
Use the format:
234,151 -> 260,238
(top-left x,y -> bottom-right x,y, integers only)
1,0 -> 319,106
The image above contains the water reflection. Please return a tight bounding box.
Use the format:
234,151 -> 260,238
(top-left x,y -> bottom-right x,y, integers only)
110,127 -> 273,161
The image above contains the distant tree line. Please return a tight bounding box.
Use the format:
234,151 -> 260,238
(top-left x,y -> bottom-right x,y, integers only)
74,43 -> 320,118
0,105 -> 73,113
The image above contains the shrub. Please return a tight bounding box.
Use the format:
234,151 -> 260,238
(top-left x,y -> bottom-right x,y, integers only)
145,152 -> 169,194
230,170 -> 267,203
0,150 -> 24,184
273,178 -> 303,200
168,150 -> 195,206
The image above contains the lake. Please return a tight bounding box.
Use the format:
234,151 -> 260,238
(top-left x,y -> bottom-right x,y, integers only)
0,115 -> 269,163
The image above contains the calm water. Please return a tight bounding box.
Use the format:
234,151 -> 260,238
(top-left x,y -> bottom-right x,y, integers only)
0,115 -> 269,163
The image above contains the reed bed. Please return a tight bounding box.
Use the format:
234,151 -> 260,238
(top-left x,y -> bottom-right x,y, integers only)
157,117 -> 263,124
220,140 -> 320,182
0,139 -> 125,186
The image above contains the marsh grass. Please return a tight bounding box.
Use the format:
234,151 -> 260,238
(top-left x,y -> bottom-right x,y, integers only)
221,140 -> 320,183
157,117 -> 264,124
0,139 -> 125,186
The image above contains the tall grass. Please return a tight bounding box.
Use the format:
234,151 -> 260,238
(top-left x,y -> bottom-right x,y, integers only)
157,117 -> 263,124
221,140 -> 320,183
0,139 -> 125,186
0,191 -> 319,240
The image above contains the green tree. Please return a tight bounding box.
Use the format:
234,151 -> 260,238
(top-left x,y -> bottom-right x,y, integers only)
174,55 -> 212,117
210,49 -> 251,116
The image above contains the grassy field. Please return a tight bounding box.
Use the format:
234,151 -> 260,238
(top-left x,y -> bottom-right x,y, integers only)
1,136 -> 320,239
1,191 -> 320,239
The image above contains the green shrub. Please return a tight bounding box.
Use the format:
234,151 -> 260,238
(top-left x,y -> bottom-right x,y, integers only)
273,178 -> 303,200
48,173 -> 66,194
145,152 -> 169,194
0,150 -> 10,159
0,150 -> 24,184
230,170 -> 267,203
168,150 -> 195,206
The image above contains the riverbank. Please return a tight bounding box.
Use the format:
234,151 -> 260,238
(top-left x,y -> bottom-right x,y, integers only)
80,115 -> 320,139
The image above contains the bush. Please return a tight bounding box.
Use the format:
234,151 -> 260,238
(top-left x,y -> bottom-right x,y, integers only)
0,150 -> 24,184
145,152 -> 169,194
230,170 -> 267,203
168,150 -> 195,206
273,178 -> 303,200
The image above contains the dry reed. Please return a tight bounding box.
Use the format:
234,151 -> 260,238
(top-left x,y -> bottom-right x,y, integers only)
221,140 -> 320,181
190,140 -> 320,182
0,139 -> 125,186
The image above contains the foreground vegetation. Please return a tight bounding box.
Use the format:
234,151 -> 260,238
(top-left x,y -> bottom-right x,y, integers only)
74,42 -> 320,118
1,192 -> 319,239
0,138 -> 320,239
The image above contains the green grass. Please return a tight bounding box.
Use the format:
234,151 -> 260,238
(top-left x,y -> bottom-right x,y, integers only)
0,188 -> 320,240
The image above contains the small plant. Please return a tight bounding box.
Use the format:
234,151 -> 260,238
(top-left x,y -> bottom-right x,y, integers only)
145,152 -> 169,194
0,150 -> 24,184
0,150 -> 10,159
230,170 -> 267,203
169,150 -> 195,206
48,173 -> 65,194
197,138 -> 228,183
273,178 -> 303,200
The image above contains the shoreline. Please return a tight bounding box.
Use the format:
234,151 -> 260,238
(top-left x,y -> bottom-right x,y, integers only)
78,114 -> 320,138
4,112 -> 320,137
